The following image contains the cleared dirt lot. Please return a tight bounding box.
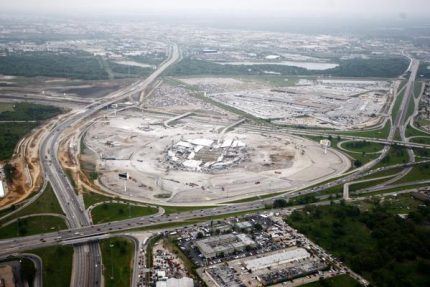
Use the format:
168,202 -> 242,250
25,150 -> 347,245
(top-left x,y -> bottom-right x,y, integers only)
83,110 -> 350,205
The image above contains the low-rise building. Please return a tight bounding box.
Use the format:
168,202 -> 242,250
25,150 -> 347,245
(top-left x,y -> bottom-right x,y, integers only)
156,277 -> 194,287
0,181 -> 5,198
196,233 -> 256,259
244,248 -> 310,271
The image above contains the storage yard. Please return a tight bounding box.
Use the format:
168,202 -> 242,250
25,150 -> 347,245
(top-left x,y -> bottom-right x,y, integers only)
177,77 -> 392,129
82,109 -> 350,205
171,213 -> 347,287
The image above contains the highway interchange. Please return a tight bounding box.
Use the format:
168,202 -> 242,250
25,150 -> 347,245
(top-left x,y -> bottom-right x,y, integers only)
24,44 -> 181,287
0,47 -> 428,286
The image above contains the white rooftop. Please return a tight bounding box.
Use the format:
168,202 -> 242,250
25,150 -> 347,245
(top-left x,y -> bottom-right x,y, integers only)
0,181 -> 4,198
183,160 -> 202,170
245,248 -> 310,271
189,138 -> 213,147
232,140 -> 246,147
176,141 -> 193,149
221,138 -> 233,148
157,277 -> 194,287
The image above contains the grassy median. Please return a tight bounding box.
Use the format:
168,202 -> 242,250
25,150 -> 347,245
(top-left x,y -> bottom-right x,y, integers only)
101,237 -> 134,287
29,245 -> 73,287
0,215 -> 67,239
91,203 -> 158,224
0,183 -> 64,225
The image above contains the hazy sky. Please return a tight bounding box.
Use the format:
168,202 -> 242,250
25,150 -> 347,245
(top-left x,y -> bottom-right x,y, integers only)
1,0 -> 428,18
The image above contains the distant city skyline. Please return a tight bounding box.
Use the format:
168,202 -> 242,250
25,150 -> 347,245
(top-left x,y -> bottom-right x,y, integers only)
1,0 -> 429,19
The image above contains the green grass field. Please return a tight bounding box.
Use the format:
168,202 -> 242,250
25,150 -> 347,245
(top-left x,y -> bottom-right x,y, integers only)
83,191 -> 116,208
394,164 -> 430,184
0,103 -> 15,113
29,246 -> 73,287
406,123 -> 430,138
0,215 -> 67,239
101,237 -> 134,287
410,136 -> 430,145
414,82 -> 424,98
375,146 -> 410,168
405,89 -> 418,120
341,141 -> 384,153
392,86 -> 406,121
91,203 -> 158,224
0,183 -> 63,225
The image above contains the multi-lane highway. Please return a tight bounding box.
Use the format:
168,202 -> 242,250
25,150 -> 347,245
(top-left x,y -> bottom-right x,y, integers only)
0,160 -> 427,257
35,43 -> 181,287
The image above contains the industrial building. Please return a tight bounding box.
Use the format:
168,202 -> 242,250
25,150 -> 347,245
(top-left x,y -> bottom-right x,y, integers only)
196,233 -> 256,259
244,248 -> 310,271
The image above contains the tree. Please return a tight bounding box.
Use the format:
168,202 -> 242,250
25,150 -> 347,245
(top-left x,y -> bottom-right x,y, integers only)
196,232 -> 204,239
253,223 -> 263,232
3,163 -> 16,183
354,160 -> 362,167
273,199 -> 288,208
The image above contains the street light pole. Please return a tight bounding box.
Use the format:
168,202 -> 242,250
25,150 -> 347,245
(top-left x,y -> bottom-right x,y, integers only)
125,179 -> 131,218
119,172 -> 131,218
110,243 -> 114,280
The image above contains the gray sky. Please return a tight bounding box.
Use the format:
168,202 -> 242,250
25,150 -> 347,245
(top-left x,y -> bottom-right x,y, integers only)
1,0 -> 428,18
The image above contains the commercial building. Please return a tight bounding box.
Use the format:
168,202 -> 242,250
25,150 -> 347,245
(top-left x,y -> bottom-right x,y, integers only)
156,277 -> 194,287
196,233 -> 256,259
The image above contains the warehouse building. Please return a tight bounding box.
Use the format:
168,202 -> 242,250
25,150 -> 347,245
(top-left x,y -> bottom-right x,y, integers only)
245,248 -> 310,271
196,233 -> 256,259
